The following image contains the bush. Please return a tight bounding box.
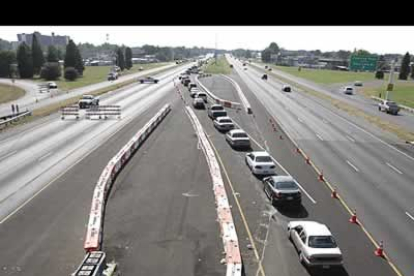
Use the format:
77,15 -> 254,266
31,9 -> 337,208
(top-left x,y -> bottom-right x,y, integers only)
375,70 -> 384,79
40,62 -> 61,80
64,67 -> 78,81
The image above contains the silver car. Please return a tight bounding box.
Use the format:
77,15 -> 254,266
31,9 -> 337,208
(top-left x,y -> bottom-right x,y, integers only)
226,129 -> 250,149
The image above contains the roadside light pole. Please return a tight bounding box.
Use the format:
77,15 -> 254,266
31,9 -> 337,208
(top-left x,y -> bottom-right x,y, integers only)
385,60 -> 395,100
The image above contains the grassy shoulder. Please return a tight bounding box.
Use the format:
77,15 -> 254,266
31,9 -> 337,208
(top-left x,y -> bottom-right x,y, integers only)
204,56 -> 231,75
360,81 -> 414,108
0,83 -> 26,104
261,67 -> 414,142
33,62 -> 170,91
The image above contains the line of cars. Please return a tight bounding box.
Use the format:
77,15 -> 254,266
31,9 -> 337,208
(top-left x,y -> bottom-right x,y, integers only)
190,71 -> 344,269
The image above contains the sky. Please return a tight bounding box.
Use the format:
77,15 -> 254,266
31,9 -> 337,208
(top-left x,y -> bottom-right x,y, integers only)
0,26 -> 413,54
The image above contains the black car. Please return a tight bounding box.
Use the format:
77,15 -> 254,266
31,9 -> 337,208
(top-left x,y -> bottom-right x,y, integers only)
262,74 -> 268,80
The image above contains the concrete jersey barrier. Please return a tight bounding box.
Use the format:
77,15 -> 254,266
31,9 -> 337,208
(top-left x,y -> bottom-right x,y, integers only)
185,106 -> 242,276
83,104 -> 171,252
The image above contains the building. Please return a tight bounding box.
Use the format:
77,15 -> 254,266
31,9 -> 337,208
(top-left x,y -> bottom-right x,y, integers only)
16,32 -> 69,48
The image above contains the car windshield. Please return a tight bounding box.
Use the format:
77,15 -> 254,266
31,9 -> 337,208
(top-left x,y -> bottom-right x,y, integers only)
233,133 -> 248,138
387,102 -> 397,106
212,106 -> 224,110
220,119 -> 232,123
275,181 -> 297,190
256,156 -> 272,162
308,236 -> 337,248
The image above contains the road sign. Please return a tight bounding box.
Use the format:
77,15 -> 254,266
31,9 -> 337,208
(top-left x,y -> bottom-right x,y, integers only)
350,55 -> 378,71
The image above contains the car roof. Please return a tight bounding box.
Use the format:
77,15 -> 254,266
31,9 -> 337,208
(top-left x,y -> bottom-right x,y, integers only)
251,151 -> 270,157
216,116 -> 231,120
297,221 -> 332,236
229,129 -> 246,135
194,97 -> 204,101
269,175 -> 295,183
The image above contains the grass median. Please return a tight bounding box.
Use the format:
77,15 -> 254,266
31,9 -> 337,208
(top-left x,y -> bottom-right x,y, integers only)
204,56 -> 231,75
360,82 -> 414,108
0,83 -> 26,104
259,66 -> 414,142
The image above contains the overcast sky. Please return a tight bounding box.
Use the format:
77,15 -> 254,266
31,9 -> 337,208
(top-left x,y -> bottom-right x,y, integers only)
0,26 -> 413,54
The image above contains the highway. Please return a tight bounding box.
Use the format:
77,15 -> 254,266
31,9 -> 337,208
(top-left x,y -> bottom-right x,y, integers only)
0,62 -> 176,117
0,63 -> 192,275
227,55 -> 414,276
182,73 -> 396,276
251,63 -> 414,135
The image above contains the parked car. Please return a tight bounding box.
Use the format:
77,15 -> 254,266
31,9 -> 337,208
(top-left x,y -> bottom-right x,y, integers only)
195,92 -> 208,103
139,76 -> 159,84
262,175 -> 301,207
245,151 -> 276,176
48,82 -> 58,89
354,81 -> 363,86
208,104 -> 227,119
213,116 -> 235,132
282,85 -> 291,92
342,86 -> 354,95
107,72 -> 118,81
287,221 -> 343,268
225,129 -> 250,149
193,97 -> 205,109
378,100 -> 400,115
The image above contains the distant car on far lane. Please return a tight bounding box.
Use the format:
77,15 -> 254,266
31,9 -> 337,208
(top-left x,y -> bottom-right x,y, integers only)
354,81 -> 363,86
378,100 -> 400,115
262,74 -> 268,80
48,82 -> 58,89
139,76 -> 159,84
342,86 -> 354,95
245,151 -> 276,176
282,85 -> 291,92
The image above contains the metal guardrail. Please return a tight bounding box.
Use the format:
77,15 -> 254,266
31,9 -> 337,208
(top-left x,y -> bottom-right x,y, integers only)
0,110 -> 31,129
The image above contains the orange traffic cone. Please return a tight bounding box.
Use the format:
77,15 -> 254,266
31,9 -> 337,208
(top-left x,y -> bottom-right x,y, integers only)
296,147 -> 301,153
349,209 -> 358,224
305,156 -> 311,165
375,241 -> 384,257
318,172 -> 324,181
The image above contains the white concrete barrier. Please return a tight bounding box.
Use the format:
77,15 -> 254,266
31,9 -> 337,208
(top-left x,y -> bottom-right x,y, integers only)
84,104 -> 171,252
195,76 -> 241,110
220,74 -> 252,114
184,106 -> 242,276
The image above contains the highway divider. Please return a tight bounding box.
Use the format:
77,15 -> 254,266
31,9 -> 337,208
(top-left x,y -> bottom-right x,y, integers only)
220,74 -> 252,114
82,104 -> 171,253
195,76 -> 242,110
184,106 -> 242,276
0,109 -> 32,129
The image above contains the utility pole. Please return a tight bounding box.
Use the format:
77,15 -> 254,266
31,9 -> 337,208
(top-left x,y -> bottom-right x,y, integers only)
386,60 -> 395,100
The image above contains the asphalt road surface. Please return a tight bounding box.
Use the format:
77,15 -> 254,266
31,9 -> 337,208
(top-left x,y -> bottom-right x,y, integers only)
226,56 -> 414,276
0,63 -> 193,276
186,74 -> 397,276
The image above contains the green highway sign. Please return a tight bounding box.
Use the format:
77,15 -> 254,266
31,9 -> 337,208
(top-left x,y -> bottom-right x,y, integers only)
350,55 -> 378,71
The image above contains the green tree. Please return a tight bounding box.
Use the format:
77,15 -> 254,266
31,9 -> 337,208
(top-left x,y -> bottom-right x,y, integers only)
0,51 -> 16,78
398,52 -> 410,80
40,62 -> 61,80
74,45 -> 84,76
31,33 -> 45,75
64,40 -> 84,75
47,45 -> 59,62
355,49 -> 370,56
261,48 -> 271,63
410,64 -> 414,79
64,67 -> 78,81
125,47 -> 132,70
17,42 -> 33,78
245,50 -> 252,59
57,48 -> 63,60
268,42 -> 280,55
116,47 -> 125,71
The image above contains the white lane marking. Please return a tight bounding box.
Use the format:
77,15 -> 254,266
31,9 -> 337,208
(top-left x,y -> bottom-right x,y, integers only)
406,212 -> 414,221
346,160 -> 359,172
264,140 -> 269,152
322,119 -> 329,124
297,117 -> 303,123
38,151 -> 53,161
0,150 -> 17,162
386,162 -> 403,175
346,135 -> 355,143
316,134 -> 324,141
233,121 -> 317,204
